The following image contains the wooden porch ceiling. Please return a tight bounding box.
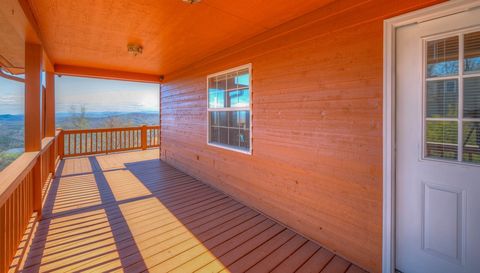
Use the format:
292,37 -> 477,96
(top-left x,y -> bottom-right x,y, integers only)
23,0 -> 335,79
13,149 -> 367,273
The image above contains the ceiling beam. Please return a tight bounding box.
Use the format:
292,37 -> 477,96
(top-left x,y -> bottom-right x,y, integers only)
54,64 -> 163,83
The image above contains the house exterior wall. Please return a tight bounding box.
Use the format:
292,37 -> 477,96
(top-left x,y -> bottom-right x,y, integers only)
160,0 -> 443,271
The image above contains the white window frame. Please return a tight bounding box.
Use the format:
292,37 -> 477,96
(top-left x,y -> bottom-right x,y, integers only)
206,63 -> 252,155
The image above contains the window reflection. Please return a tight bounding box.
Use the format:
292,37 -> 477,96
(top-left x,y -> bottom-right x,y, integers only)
426,36 -> 459,78
465,31 -> 480,73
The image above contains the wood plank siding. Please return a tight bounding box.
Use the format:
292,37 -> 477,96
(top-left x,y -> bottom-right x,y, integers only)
160,1 -> 443,272
14,149 -> 366,273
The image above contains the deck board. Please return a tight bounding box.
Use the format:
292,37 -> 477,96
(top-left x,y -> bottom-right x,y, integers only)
15,149 -> 367,273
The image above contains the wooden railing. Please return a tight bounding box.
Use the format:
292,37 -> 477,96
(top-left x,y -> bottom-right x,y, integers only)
59,125 -> 160,158
0,132 -> 60,273
0,125 -> 158,271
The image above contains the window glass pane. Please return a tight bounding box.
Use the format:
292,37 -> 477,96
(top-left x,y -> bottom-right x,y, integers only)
208,76 -> 226,108
210,112 -> 219,126
208,90 -> 216,108
237,89 -> 250,108
208,78 -> 216,108
239,129 -> 250,149
208,90 -> 225,108
226,72 -> 237,91
219,111 -> 227,127
463,121 -> 480,163
210,126 -> 219,142
227,89 -> 249,108
228,128 -> 240,146
426,36 -> 459,78
426,79 -> 458,118
238,111 -> 250,129
216,75 -> 226,91
227,90 -> 239,108
464,77 -> 480,118
236,69 -> 249,88
426,121 -> 458,160
228,111 -> 238,128
219,127 -> 228,144
464,31 -> 480,73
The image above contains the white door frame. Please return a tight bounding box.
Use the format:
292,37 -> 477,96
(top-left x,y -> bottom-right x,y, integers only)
382,1 -> 480,272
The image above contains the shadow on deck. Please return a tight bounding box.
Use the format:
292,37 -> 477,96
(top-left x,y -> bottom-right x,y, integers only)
15,149 -> 367,273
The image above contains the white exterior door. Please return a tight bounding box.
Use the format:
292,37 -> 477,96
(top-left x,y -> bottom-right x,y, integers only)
396,7 -> 480,273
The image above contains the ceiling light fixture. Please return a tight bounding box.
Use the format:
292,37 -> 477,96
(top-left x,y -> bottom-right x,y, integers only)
182,0 -> 201,4
127,44 -> 143,56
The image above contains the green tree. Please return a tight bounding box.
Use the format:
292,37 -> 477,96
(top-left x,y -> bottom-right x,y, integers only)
69,105 -> 89,129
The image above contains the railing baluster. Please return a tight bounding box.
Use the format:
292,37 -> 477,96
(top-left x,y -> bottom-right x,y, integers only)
127,130 -> 130,149
74,133 -> 77,155
80,133 -> 83,154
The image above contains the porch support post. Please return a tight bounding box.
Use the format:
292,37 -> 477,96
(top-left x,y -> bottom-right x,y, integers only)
45,72 -> 55,137
45,72 -> 56,177
25,42 -> 43,219
158,83 -> 162,157
141,125 -> 147,150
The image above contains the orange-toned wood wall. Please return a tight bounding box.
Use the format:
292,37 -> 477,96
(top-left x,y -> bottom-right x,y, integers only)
160,0 -> 443,272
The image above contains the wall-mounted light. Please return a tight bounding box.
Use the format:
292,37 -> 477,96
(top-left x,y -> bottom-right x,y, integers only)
127,44 -> 143,56
182,0 -> 201,4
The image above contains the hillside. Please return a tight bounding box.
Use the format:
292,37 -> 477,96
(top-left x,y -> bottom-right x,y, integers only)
0,112 -> 159,171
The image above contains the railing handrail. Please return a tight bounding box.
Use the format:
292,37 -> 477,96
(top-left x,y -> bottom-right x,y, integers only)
59,125 -> 160,158
62,126 -> 152,134
0,152 -> 39,207
0,137 -> 56,207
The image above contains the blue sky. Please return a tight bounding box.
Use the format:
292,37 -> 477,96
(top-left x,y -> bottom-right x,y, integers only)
0,75 -> 160,115
0,76 -> 24,115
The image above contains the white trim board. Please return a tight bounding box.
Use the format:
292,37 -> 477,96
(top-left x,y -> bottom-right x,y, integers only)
382,1 -> 480,272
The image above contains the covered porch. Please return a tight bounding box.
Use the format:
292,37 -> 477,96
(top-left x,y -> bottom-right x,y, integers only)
4,0 -> 479,273
10,149 -> 364,273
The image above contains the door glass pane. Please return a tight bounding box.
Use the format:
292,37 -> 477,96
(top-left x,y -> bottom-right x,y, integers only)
464,31 -> 480,73
426,36 -> 459,78
426,121 -> 458,160
463,121 -> 480,163
464,77 -> 480,118
426,79 -> 458,118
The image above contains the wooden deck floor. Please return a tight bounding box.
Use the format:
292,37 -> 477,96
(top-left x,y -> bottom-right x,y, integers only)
16,149 -> 367,273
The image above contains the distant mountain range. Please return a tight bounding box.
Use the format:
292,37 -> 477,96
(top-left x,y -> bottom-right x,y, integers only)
1,111 -> 158,119
0,111 -> 159,171
0,114 -> 24,121
56,111 -> 159,118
